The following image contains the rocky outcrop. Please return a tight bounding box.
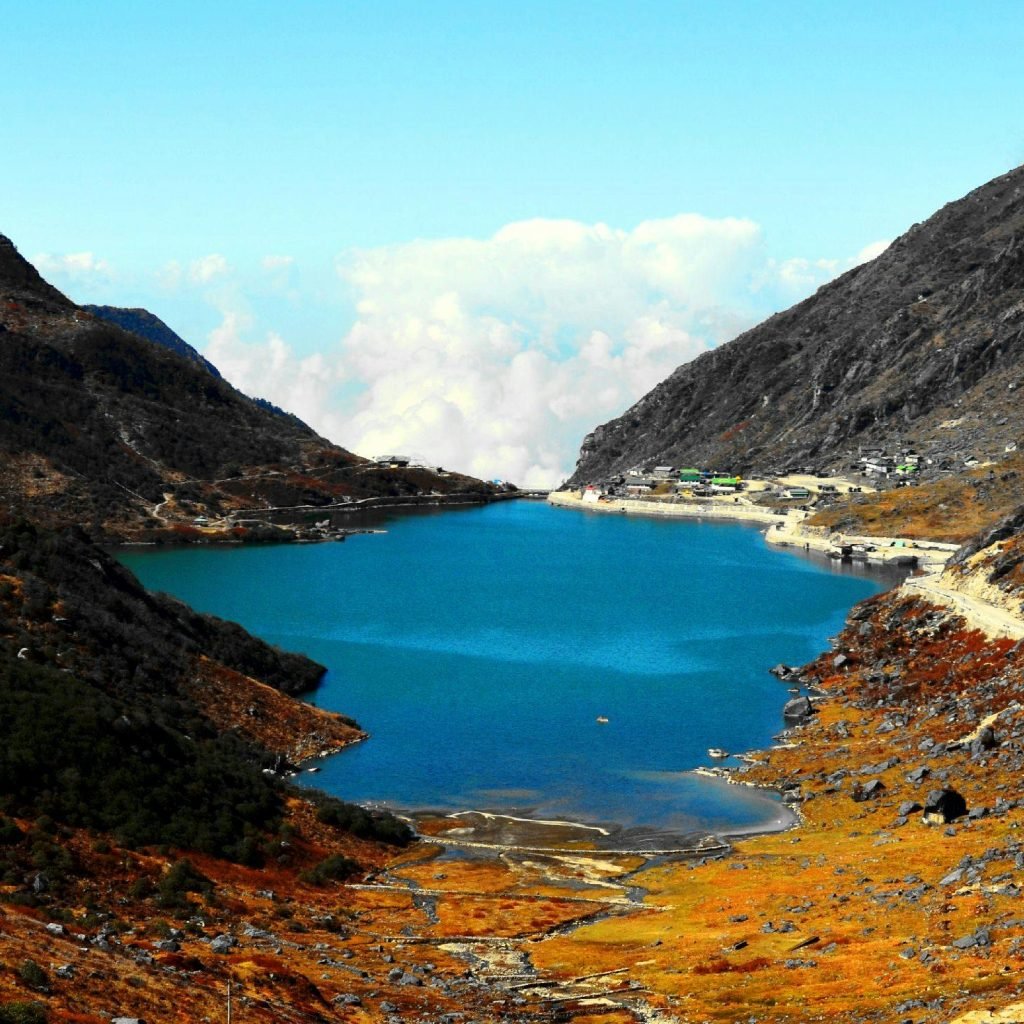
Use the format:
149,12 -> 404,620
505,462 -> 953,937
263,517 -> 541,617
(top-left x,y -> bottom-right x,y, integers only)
570,164 -> 1024,483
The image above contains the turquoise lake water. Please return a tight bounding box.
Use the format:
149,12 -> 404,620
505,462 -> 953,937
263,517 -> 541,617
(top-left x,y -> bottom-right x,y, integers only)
120,500 -> 886,844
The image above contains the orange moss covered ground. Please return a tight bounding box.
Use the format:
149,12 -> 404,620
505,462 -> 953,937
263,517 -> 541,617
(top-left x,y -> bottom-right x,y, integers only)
188,657 -> 365,763
535,589 -> 1024,1022
808,454 -> 1024,543
8,586 -> 1024,1022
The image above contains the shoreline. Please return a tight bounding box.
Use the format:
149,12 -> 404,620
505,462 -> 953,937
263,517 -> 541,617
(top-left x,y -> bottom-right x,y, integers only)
403,785 -> 797,858
548,488 -> 958,570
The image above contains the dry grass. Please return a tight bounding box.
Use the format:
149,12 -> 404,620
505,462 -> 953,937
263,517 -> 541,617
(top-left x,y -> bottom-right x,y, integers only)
808,454 -> 1024,542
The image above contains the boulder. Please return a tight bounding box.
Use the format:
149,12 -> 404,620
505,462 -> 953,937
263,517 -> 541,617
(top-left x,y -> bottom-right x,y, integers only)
969,726 -> 997,756
783,696 -> 814,721
923,788 -> 968,824
851,779 -> 886,802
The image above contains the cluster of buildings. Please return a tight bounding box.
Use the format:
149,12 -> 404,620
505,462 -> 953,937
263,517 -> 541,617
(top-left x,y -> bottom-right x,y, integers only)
856,447 -> 921,479
587,466 -> 747,501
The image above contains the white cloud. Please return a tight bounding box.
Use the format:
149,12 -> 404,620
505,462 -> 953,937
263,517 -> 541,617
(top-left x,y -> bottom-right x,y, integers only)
201,215 -> 878,488
32,250 -> 114,282
853,239 -> 892,265
156,259 -> 183,290
204,311 -> 343,434
189,253 -> 231,284
261,254 -> 295,271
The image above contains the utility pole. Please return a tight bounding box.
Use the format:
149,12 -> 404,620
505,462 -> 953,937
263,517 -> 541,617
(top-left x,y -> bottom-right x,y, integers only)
227,979 -> 232,1024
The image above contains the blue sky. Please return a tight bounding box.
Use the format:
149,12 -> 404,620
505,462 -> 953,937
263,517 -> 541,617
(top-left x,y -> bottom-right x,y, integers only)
3,1 -> 1023,483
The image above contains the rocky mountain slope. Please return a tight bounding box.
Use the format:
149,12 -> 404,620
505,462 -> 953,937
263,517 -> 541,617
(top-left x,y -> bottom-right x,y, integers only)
0,233 -> 495,537
570,163 -> 1024,484
82,303 -> 223,378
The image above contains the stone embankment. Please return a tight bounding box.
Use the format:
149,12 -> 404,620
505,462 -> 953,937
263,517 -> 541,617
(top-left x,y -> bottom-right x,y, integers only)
547,488 -> 782,525
764,513 -> 958,569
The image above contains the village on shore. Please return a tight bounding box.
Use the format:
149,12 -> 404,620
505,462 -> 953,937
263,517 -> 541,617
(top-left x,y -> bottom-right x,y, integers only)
552,445 -> 963,571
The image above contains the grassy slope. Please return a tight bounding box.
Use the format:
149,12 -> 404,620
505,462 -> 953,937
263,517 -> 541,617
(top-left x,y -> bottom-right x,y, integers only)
807,453 -> 1024,543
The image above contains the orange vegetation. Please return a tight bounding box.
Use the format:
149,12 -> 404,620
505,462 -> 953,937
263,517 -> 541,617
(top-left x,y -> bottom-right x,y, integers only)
808,454 -> 1024,542
7,588 -> 1024,1022
189,657 -> 365,763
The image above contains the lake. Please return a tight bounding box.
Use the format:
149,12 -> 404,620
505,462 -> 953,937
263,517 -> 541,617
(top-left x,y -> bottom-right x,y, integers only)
120,500 -> 887,847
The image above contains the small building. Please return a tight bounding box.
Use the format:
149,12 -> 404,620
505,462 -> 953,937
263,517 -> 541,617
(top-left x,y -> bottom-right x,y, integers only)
784,487 -> 811,500
625,482 -> 653,496
581,486 -> 602,504
678,468 -> 701,483
651,465 -> 676,479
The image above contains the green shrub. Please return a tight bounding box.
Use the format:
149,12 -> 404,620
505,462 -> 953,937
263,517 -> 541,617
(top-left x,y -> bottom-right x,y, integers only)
299,854 -> 360,886
0,819 -> 24,846
157,859 -> 213,910
16,960 -> 47,991
0,1002 -> 48,1024
312,795 -> 413,846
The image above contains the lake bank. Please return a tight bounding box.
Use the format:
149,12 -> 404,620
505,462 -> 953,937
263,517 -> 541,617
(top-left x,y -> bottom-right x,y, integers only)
549,487 -> 958,570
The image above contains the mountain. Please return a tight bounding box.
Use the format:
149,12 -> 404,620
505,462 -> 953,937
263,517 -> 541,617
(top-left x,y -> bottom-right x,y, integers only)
569,164 -> 1024,484
0,233 -> 494,536
82,304 -> 223,378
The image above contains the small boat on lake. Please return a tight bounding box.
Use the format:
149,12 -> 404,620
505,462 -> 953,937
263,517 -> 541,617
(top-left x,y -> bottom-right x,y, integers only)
596,715 -> 609,724
707,747 -> 729,759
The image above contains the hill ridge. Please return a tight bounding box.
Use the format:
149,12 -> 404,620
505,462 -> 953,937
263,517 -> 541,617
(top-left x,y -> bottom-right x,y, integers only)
569,163 -> 1024,484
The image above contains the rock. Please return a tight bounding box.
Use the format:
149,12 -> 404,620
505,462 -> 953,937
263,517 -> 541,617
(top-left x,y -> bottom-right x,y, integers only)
45,922 -> 65,935
906,766 -> 930,784
970,727 -> 998,756
832,654 -> 850,670
783,696 -> 813,721
923,788 -> 968,824
334,994 -> 362,1006
770,663 -> 795,679
155,940 -> 179,952
210,934 -> 235,954
112,1019 -> 145,1024
898,801 -> 922,816
851,779 -> 886,802
55,965 -> 75,979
